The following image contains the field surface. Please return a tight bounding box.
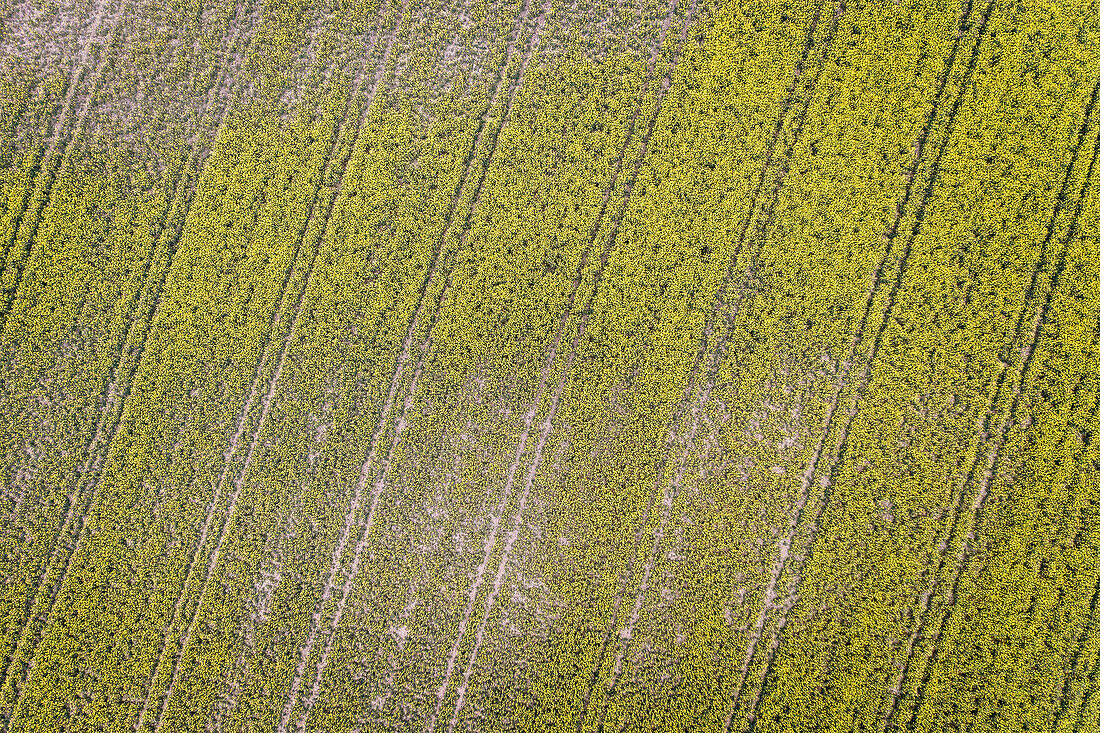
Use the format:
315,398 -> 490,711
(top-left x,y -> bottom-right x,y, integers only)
1,0 -> 1099,731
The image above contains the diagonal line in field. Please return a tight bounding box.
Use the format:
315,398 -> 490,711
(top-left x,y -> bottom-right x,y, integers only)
274,2 -> 544,730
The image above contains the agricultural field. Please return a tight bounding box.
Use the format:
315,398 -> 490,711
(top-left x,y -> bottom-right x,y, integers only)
0,0 -> 1098,730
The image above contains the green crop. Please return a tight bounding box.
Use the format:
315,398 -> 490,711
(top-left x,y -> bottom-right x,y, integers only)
0,0 -> 1097,731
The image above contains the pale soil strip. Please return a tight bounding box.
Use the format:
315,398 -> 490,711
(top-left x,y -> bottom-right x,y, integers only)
0,0 -> 66,152
730,2 -> 998,726
880,77 -> 1100,733
275,5 -> 532,730
273,2 -> 545,726
719,2 -> 987,729
140,8 -> 403,733
53,1 -> 128,175
351,396 -> 479,728
0,1 -> 133,724
439,0 -> 690,727
208,176 -> 396,731
461,4 -> 696,731
0,0 -> 111,274
602,326 -> 717,715
15,0 -> 264,727
284,24 -> 432,730
0,0 -> 190,517
339,7 -> 540,719
898,91 -> 1100,733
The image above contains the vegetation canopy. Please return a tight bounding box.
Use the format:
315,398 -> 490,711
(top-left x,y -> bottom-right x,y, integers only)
0,0 -> 1097,731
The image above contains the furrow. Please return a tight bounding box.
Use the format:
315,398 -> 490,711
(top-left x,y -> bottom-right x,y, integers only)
375,6 -> 557,732
574,2 -> 833,726
901,84 -> 1100,733
139,7 -> 403,733
131,5 -> 370,724
345,374 -> 487,733
1072,629 -> 1100,733
20,1 -> 268,727
0,1 -> 258,727
620,10 -> 845,731
1050,329 -> 1100,733
444,262 -> 585,733
1053,501 -> 1100,732
434,4 -> 694,724
881,74 -> 1100,733
0,0 -> 116,326
725,0 -> 991,728
285,17 -> 433,733
274,1 -> 537,728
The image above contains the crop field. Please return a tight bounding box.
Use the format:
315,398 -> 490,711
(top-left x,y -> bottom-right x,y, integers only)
1,0 -> 1099,730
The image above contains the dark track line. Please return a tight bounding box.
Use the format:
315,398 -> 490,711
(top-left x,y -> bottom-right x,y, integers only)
329,6 -> 560,731
574,5 -> 831,730
351,1 -> 693,727
0,2 -> 262,729
885,68 -> 1100,733
881,71 -> 1100,733
316,6 -> 570,725
1052,424 -> 1100,731
610,7 -> 847,733
711,14 -> 850,733
0,0 -> 149,716
552,8 -> 700,733
205,129 -> 403,732
1,0 -> 247,638
202,25 -> 410,726
140,7 -> 405,733
902,81 -> 1100,733
273,2 -> 542,728
436,1 -> 700,728
1047,328 -> 1100,733
90,178 -> 281,733
723,0 -> 992,729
